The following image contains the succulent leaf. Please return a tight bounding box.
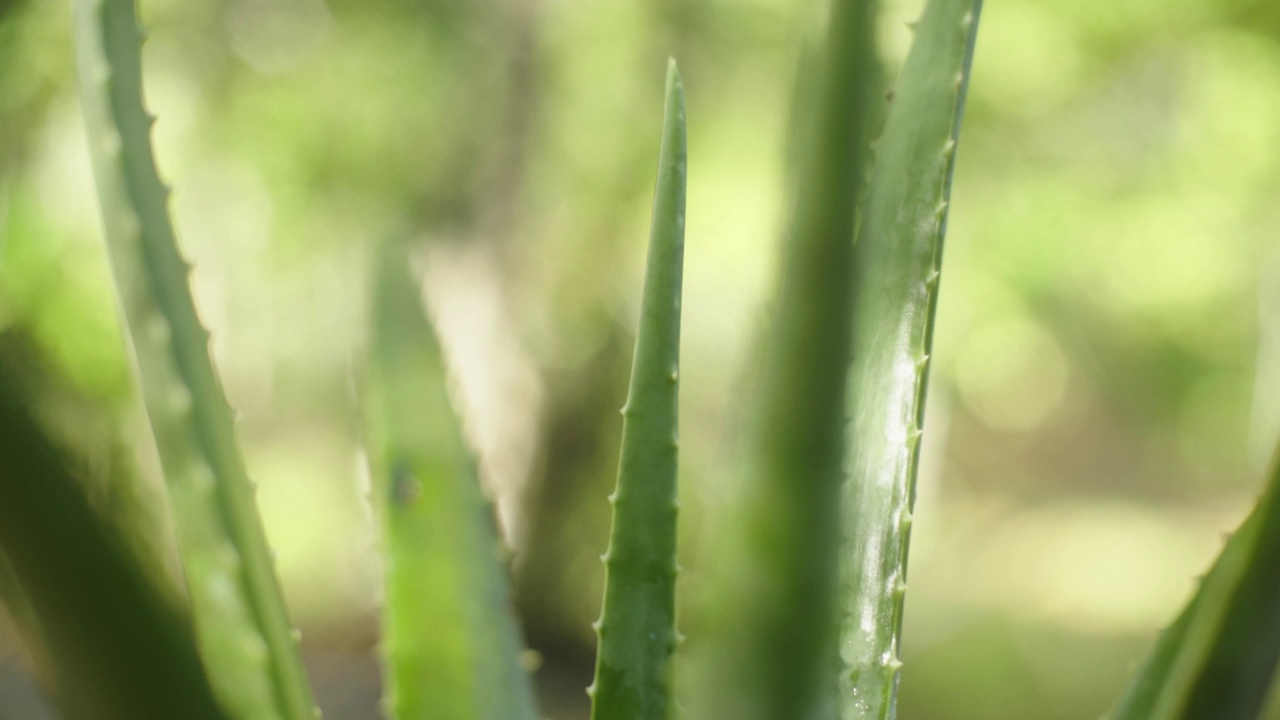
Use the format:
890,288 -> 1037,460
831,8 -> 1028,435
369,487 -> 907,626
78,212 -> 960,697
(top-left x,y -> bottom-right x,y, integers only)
589,59 -> 687,720
71,0 -> 316,716
839,1 -> 982,718
367,240 -> 539,720
1111,450 -> 1280,720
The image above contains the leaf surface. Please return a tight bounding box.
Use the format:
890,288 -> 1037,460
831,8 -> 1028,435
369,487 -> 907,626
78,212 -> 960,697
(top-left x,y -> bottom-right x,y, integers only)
590,59 -> 687,720
72,0 -> 316,716
367,241 -> 539,720
840,1 -> 982,718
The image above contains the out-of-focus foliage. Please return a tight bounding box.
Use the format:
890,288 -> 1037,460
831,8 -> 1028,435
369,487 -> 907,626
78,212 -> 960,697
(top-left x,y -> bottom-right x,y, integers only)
1,0 -> 1279,717
0,362 -> 227,719
367,240 -> 538,720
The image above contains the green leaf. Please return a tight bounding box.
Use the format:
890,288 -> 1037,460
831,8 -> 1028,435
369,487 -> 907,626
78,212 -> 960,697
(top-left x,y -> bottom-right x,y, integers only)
589,59 -> 687,720
1109,565 -> 1205,718
366,240 -> 539,720
0,370 -> 227,720
1110,449 -> 1280,720
839,1 -> 981,718
685,0 -> 878,716
71,0 -> 316,717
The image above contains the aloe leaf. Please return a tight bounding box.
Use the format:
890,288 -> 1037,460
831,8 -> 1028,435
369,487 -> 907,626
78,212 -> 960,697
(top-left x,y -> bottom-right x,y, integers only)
839,1 -> 982,718
367,240 -> 538,720
685,0 -> 877,717
1108,557 -> 1209,719
0,372 -> 227,720
1109,450 -> 1280,720
588,59 -> 687,720
71,0 -> 316,717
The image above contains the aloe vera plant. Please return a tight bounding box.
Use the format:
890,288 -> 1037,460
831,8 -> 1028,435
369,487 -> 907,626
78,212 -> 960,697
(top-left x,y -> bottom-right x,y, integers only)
366,240 -> 538,720
71,0 -> 315,716
840,1 -> 982,717
588,59 -> 687,720
6,0 -> 1277,717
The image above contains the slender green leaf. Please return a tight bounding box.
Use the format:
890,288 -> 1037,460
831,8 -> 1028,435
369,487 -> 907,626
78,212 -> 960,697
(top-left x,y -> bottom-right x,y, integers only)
589,59 -> 687,720
686,0 -> 878,717
0,371 -> 227,720
1110,448 -> 1280,720
839,1 -> 981,718
71,0 -> 316,717
367,240 -> 538,720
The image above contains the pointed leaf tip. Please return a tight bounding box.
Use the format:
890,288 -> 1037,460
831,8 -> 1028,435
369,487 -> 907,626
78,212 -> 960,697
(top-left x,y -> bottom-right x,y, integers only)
589,59 -> 688,720
666,58 -> 683,98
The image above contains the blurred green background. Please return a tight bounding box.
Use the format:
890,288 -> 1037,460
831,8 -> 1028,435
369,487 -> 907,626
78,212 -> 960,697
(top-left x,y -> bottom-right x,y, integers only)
3,0 -> 1280,717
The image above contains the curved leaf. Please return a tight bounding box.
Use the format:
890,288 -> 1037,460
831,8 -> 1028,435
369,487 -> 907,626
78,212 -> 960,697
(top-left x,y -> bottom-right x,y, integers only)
1111,449 -> 1280,720
71,0 -> 316,716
